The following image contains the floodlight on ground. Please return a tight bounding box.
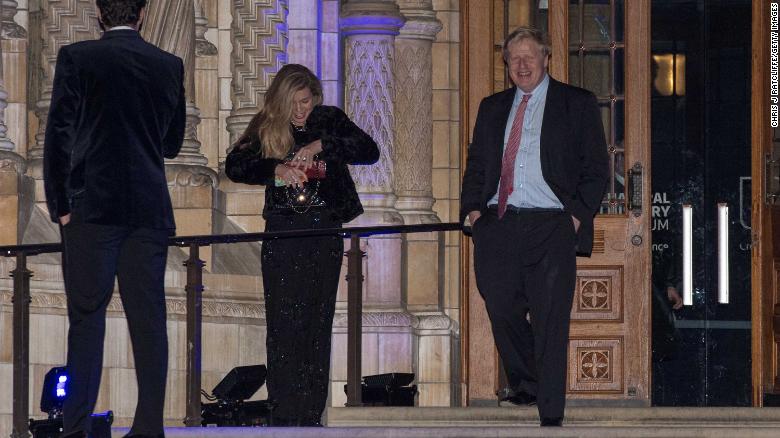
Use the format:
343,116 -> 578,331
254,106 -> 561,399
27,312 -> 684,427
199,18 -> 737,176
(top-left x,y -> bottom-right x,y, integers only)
201,364 -> 275,426
31,366 -> 113,437
344,372 -> 418,406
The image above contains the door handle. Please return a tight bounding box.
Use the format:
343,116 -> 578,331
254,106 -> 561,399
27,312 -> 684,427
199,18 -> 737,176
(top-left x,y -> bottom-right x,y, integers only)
627,162 -> 643,216
766,154 -> 780,204
717,203 -> 729,304
682,204 -> 693,306
680,203 -> 730,306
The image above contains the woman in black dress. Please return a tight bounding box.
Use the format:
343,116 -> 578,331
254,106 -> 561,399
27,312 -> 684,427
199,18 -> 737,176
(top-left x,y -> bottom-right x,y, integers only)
225,64 -> 378,426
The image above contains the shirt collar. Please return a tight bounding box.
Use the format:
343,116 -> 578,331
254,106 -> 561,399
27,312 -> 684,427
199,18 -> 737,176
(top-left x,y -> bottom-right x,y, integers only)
515,73 -> 549,104
108,26 -> 136,31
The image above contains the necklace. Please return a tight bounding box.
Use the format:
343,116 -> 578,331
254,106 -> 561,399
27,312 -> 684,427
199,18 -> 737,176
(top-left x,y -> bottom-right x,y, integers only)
291,121 -> 306,133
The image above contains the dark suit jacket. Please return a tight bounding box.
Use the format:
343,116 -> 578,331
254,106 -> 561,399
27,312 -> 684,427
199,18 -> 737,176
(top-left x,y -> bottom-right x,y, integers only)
44,29 -> 185,231
460,77 -> 608,256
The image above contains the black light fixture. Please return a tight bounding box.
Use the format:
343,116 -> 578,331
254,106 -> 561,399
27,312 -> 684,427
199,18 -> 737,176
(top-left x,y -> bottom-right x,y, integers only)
201,364 -> 275,426
344,372 -> 418,406
39,366 -> 68,417
30,366 -> 113,438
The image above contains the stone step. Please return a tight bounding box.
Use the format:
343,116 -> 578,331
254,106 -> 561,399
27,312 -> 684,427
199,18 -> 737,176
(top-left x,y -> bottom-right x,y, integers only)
107,407 -> 780,437
108,424 -> 780,438
325,406 -> 780,426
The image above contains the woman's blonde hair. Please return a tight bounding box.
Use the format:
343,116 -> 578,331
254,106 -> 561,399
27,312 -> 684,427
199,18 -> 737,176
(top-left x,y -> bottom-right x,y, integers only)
238,64 -> 323,159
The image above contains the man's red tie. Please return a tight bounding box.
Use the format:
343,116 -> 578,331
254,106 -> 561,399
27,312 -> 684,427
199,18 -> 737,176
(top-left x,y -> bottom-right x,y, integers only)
497,93 -> 531,219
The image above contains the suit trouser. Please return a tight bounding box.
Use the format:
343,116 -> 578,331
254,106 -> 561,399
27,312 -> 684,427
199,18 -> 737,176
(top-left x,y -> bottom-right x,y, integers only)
61,222 -> 169,436
472,208 -> 576,419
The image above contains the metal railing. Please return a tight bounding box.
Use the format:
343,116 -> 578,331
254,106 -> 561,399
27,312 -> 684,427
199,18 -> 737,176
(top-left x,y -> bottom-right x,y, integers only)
1,222 -> 462,435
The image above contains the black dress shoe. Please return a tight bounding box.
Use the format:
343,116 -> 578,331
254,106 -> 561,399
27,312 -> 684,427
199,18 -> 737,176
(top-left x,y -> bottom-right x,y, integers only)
540,417 -> 563,427
496,386 -> 537,406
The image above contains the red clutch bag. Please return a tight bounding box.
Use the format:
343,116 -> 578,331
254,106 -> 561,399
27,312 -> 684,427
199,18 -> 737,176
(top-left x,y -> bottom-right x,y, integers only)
304,160 -> 327,180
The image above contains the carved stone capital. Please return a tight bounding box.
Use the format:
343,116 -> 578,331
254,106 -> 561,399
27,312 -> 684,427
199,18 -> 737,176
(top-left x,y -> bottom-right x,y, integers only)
340,1 -> 405,37
412,313 -> 458,334
165,163 -> 218,188
397,18 -> 442,41
0,150 -> 25,173
397,4 -> 441,42
194,0 -> 217,57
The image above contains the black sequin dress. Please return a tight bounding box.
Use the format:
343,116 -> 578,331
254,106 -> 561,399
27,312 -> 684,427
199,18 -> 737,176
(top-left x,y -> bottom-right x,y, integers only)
225,105 -> 378,426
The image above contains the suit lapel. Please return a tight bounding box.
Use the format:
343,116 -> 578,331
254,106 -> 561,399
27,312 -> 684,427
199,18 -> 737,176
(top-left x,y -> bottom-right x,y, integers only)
490,87 -> 516,168
540,78 -> 565,178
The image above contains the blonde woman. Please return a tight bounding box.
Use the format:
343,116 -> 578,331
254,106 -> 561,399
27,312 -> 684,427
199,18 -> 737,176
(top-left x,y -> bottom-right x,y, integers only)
226,64 -> 378,426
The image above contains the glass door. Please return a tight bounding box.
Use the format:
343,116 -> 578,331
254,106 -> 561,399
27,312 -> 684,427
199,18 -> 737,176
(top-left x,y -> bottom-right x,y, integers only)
650,0 -> 752,406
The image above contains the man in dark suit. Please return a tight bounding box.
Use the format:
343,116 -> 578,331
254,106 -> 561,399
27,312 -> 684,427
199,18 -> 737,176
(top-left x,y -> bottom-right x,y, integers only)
460,26 -> 608,426
43,0 -> 184,436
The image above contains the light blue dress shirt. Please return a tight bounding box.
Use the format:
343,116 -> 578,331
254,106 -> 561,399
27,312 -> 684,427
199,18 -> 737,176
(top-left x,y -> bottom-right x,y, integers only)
488,74 -> 563,209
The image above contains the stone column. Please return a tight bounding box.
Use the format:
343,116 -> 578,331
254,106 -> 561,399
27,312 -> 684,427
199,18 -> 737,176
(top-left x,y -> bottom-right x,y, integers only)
193,0 -> 218,166
215,0 -> 287,243
394,0 -> 443,317
32,1 -> 98,148
330,0 -> 410,410
0,27 -> 14,153
142,0 -> 207,166
212,0 -> 288,274
393,0 -> 440,225
141,0 -> 216,269
225,0 -> 288,144
31,0 -> 99,187
0,15 -> 25,245
194,0 -> 217,58
340,0 -> 405,309
341,0 -> 404,227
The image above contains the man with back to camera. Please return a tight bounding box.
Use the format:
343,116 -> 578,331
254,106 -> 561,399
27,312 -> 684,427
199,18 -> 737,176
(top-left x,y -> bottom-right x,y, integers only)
460,26 -> 608,426
43,0 -> 184,436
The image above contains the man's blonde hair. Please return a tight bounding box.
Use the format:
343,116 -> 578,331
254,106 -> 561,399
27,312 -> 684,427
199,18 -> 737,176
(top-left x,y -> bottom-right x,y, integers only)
502,26 -> 551,62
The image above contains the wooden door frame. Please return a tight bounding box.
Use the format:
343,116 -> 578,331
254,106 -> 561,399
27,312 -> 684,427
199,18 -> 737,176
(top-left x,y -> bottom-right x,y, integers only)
459,0 -> 496,404
751,0 -> 774,407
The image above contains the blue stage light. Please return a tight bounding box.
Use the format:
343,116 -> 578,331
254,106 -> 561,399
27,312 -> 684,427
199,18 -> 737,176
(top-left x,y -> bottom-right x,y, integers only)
40,366 -> 68,416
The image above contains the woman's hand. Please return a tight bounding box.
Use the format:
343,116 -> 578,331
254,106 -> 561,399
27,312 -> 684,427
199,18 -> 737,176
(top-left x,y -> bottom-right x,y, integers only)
275,163 -> 308,187
291,139 -> 323,170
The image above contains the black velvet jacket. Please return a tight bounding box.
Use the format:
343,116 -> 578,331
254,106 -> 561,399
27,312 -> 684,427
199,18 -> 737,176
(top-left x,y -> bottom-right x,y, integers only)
225,105 -> 379,222
43,30 -> 185,229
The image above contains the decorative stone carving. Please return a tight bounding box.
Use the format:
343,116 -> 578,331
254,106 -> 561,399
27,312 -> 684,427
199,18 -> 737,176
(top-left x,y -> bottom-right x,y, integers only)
332,311 -> 414,328
226,0 -> 288,144
341,1 -> 404,194
32,0 -> 100,164
412,313 -> 458,333
166,164 -> 218,188
0,150 -> 25,173
142,0 -> 207,165
1,0 -> 27,38
0,290 -> 265,320
393,1 -> 441,220
194,0 -> 217,57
